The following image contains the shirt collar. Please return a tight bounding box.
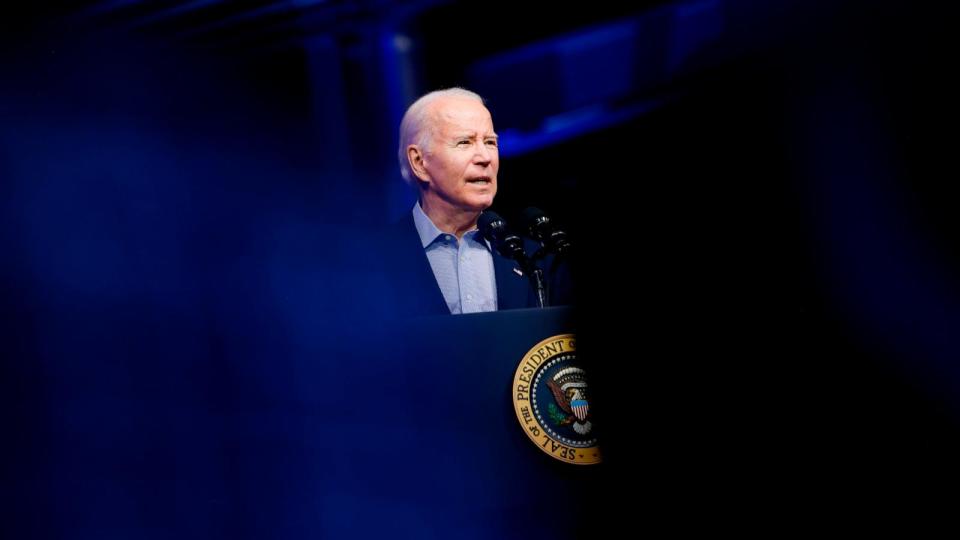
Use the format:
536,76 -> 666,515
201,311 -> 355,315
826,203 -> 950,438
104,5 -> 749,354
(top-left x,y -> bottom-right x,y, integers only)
411,202 -> 490,250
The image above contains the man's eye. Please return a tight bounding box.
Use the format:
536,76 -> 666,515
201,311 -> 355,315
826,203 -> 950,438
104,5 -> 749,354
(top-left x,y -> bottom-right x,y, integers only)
456,140 -> 470,146
485,139 -> 498,147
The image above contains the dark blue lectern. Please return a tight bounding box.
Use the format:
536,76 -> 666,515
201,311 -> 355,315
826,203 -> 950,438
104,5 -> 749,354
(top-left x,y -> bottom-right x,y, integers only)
319,306 -> 604,538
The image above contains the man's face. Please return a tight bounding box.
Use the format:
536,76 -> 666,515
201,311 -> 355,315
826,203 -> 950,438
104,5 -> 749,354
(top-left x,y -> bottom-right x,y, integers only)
417,96 -> 499,214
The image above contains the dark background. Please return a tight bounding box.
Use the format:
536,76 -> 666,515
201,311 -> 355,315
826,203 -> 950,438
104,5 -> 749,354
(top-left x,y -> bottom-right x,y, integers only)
3,0 -> 960,536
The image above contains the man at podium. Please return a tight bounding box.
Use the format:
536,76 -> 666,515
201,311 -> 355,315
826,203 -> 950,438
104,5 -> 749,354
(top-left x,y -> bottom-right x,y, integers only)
383,87 -> 539,316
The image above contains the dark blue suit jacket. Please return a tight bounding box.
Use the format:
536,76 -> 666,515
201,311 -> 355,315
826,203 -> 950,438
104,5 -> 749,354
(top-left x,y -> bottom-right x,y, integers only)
380,214 -> 539,318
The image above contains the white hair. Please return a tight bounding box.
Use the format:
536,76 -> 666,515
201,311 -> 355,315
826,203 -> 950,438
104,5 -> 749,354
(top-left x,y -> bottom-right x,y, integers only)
397,87 -> 485,186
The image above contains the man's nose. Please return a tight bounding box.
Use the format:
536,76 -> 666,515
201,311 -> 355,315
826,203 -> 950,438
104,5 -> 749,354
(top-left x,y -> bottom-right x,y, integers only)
474,142 -> 493,163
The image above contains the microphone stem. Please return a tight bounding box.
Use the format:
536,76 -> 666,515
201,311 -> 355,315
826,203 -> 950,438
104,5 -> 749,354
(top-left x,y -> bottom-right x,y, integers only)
520,258 -> 548,308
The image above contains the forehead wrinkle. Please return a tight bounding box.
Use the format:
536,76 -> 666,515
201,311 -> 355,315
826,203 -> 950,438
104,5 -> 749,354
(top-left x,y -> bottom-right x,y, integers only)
425,100 -> 496,146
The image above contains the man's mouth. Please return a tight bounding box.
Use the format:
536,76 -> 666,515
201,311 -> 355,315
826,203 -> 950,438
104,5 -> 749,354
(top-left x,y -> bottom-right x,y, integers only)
467,177 -> 492,185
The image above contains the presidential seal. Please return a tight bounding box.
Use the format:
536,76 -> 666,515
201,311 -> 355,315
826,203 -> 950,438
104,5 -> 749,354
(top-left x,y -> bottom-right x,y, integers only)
512,334 -> 601,464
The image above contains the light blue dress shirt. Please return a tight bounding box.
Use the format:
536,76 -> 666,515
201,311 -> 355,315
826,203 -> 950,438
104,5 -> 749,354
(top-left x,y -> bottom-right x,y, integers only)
412,203 -> 498,314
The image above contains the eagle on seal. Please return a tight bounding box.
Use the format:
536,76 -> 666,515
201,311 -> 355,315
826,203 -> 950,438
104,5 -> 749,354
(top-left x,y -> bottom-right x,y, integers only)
546,366 -> 592,435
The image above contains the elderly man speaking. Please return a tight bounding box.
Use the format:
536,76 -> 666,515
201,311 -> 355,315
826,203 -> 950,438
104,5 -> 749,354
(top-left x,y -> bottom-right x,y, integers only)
384,87 -> 537,316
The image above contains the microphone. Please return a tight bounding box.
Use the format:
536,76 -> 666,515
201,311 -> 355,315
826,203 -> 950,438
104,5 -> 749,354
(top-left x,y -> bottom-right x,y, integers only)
478,210 -> 549,308
478,211 -> 526,262
521,207 -> 571,257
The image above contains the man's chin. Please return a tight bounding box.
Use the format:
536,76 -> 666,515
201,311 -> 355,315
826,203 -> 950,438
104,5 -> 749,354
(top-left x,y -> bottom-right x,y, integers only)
467,205 -> 493,215
467,196 -> 496,211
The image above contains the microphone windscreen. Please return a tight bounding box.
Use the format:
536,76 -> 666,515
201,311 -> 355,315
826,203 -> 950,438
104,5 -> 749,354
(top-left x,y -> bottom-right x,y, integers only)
521,207 -> 548,227
478,210 -> 506,241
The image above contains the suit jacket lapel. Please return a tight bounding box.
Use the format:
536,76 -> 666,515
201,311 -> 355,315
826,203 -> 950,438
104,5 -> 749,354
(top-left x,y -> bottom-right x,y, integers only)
493,252 -> 530,311
399,214 -> 450,316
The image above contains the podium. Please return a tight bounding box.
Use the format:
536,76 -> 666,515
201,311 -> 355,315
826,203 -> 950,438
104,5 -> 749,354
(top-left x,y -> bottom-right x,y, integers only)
316,306 -> 605,537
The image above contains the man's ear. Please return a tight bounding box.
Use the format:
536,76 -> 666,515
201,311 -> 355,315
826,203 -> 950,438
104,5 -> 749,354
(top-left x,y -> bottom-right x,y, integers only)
407,145 -> 430,183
